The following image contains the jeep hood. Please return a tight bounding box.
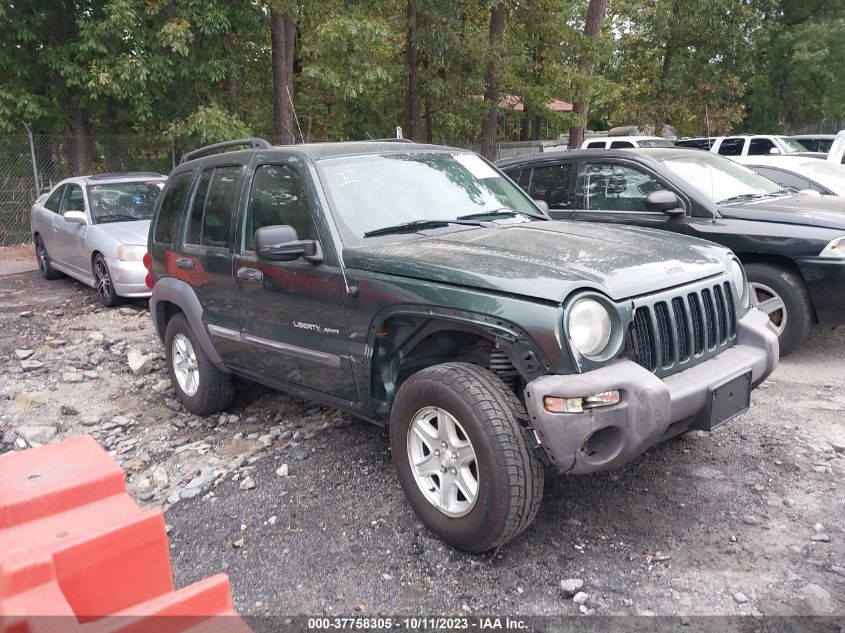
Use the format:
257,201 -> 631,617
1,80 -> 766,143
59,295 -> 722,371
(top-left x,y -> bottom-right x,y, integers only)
719,193 -> 845,230
343,222 -> 729,303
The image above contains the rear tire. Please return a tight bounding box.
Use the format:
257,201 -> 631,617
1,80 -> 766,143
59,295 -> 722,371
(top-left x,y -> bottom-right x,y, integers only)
165,313 -> 235,415
744,263 -> 812,356
390,362 -> 544,552
34,234 -> 63,280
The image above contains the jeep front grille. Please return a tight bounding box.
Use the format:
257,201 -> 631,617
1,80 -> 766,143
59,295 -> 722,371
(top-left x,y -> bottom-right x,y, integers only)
626,279 -> 737,377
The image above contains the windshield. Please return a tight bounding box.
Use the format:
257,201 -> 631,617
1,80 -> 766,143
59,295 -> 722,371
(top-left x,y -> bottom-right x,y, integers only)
660,152 -> 786,204
318,152 -> 543,239
777,137 -> 809,153
637,139 -> 675,148
88,180 -> 165,224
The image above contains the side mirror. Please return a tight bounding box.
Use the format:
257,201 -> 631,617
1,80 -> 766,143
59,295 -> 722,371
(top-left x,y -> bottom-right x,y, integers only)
533,199 -> 550,214
255,225 -> 323,264
769,147 -> 781,154
645,190 -> 685,216
63,211 -> 87,225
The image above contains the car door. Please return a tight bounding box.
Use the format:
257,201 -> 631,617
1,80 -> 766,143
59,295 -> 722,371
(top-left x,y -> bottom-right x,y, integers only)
232,161 -> 357,400
515,162 -> 576,219
34,185 -> 65,254
178,164 -> 245,363
570,159 -> 688,232
54,183 -> 89,274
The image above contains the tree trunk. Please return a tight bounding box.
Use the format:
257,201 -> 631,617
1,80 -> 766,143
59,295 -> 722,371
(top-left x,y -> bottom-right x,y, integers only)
480,2 -> 506,160
654,0 -> 681,137
71,107 -> 90,173
405,0 -> 422,141
271,10 -> 297,145
567,0 -> 607,148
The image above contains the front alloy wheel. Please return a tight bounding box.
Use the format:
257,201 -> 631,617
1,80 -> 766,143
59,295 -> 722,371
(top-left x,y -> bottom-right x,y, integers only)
93,253 -> 121,307
749,281 -> 787,336
407,406 -> 479,518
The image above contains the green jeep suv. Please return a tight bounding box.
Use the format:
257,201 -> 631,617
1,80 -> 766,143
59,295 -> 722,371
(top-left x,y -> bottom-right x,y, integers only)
146,138 -> 778,551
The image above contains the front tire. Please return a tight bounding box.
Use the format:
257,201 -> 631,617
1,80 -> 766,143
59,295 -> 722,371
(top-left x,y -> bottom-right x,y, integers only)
745,263 -> 812,356
390,362 -> 543,552
93,253 -> 123,307
165,313 -> 235,415
34,234 -> 63,280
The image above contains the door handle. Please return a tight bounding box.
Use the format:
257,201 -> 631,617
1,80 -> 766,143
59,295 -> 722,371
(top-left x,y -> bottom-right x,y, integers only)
175,257 -> 194,270
237,267 -> 263,282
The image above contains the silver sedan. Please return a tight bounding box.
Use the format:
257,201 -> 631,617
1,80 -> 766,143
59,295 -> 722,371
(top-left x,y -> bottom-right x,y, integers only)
30,172 -> 166,306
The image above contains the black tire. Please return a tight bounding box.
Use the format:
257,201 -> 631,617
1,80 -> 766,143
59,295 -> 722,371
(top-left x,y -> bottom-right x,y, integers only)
92,253 -> 123,307
164,313 -> 235,415
390,362 -> 544,552
34,234 -> 63,280
744,263 -> 812,356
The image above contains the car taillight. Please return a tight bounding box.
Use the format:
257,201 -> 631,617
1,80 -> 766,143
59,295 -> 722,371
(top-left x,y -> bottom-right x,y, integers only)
143,252 -> 154,289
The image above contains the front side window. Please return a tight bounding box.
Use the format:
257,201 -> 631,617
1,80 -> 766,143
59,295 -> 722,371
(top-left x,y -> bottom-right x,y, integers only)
749,167 -> 810,191
318,152 -> 542,240
44,186 -> 64,212
88,180 -> 165,224
583,163 -> 666,212
528,164 -> 573,209
244,164 -> 317,251
61,185 -> 84,213
153,172 -> 194,244
717,138 -> 745,156
187,166 -> 242,248
748,138 -> 775,155
609,140 -> 634,148
585,141 -> 606,148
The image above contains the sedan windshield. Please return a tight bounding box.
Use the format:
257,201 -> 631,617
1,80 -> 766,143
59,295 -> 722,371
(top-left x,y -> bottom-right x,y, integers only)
318,152 -> 543,239
659,153 -> 786,205
88,180 -> 165,224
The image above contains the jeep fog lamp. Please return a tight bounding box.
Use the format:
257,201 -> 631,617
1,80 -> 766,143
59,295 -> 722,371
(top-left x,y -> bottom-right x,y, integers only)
117,244 -> 146,261
567,298 -> 612,357
544,391 -> 620,414
819,236 -> 845,258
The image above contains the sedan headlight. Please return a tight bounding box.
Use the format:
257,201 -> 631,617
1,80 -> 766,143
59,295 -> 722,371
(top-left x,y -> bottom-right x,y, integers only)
567,298 -> 613,358
819,236 -> 845,258
117,244 -> 147,261
730,259 -> 748,304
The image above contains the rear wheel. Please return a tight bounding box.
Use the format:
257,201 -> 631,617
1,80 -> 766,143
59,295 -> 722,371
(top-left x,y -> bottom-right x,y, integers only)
390,362 -> 543,552
165,313 -> 235,415
93,253 -> 122,307
745,262 -> 812,356
34,234 -> 63,280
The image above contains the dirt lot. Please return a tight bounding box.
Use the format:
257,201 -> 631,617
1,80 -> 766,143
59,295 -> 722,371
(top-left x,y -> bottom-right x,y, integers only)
0,267 -> 843,618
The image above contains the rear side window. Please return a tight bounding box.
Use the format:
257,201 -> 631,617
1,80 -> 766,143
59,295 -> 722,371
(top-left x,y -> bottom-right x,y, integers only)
718,138 -> 745,156
609,141 -> 634,148
153,172 -> 193,244
44,186 -> 64,212
585,141 -> 605,148
528,164 -> 574,209
187,166 -> 243,248
244,164 -> 316,252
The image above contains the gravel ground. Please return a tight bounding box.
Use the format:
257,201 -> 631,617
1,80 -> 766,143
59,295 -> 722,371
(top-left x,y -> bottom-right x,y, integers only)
0,268 -> 843,618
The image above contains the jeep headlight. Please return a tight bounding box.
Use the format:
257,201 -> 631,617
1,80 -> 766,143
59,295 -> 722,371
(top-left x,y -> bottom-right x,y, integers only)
117,244 -> 146,261
568,298 -> 613,358
730,259 -> 748,304
819,236 -> 845,258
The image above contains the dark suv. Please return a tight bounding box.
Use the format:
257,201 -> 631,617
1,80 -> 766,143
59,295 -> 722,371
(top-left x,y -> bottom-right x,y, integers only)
146,139 -> 778,551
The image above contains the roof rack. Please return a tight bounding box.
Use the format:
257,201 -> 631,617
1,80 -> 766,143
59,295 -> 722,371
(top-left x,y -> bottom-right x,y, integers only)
88,172 -> 166,181
180,138 -> 273,165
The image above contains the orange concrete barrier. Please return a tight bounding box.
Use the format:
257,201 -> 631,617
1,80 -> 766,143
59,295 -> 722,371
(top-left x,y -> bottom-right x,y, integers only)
0,435 -> 251,633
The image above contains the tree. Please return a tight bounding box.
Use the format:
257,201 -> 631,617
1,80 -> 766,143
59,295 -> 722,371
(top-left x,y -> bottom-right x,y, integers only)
405,0 -> 422,140
480,1 -> 507,160
271,8 -> 298,144
568,0 -> 607,148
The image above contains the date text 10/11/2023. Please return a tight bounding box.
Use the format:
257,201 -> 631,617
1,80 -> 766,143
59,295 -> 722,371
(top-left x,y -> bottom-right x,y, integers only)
306,617 -> 529,630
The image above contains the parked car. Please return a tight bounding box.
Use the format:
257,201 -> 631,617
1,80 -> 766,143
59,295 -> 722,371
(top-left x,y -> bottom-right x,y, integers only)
675,135 -> 813,157
498,148 -> 845,355
789,134 -> 837,154
732,155 -> 845,197
31,173 -> 166,306
146,139 -> 777,552
582,136 -> 675,149
827,130 -> 845,165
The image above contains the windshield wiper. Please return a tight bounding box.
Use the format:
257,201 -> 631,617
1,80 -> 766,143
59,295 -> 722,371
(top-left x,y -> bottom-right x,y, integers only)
717,193 -> 770,205
96,214 -> 139,223
457,208 -> 530,221
364,219 -> 485,238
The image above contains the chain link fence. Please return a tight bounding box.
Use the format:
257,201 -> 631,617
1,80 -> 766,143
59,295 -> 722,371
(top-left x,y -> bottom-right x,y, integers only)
0,132 -> 174,246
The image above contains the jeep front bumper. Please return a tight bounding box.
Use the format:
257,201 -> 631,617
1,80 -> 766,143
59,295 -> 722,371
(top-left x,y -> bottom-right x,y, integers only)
523,308 -> 778,475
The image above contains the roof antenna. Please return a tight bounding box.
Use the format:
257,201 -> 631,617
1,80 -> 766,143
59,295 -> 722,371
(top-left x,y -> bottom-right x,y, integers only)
286,85 -> 304,143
